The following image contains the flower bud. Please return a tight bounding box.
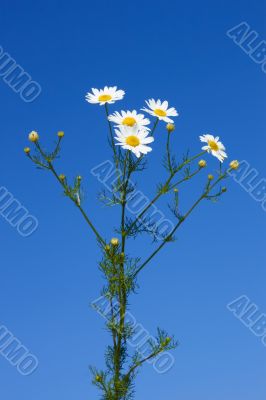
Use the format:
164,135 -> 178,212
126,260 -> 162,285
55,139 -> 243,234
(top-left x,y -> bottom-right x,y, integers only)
95,375 -> 102,383
230,160 -> 239,170
222,187 -> 227,193
110,238 -> 119,246
208,174 -> 214,181
163,337 -> 171,346
57,131 -> 65,138
166,123 -> 175,133
59,174 -> 66,181
28,131 -> 39,142
173,188 -> 178,193
105,245 -> 110,252
24,147 -> 31,154
198,160 -> 207,168
77,175 -> 82,181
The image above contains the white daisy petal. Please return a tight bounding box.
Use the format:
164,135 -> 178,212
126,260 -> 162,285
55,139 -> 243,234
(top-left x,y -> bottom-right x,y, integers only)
142,137 -> 154,144
161,100 -> 168,110
108,110 -> 151,130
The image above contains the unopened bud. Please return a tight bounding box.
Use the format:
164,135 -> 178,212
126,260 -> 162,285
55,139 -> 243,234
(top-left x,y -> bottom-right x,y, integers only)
198,160 -> 207,168
229,160 -> 239,170
163,337 -> 171,346
28,131 -> 39,142
166,123 -> 175,133
110,238 -> 119,246
208,174 -> 214,181
57,131 -> 65,138
59,174 -> 66,181
24,147 -> 31,154
95,375 -> 102,383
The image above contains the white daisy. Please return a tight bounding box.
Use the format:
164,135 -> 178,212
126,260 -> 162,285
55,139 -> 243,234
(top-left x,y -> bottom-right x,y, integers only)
85,86 -> 125,106
114,125 -> 154,158
108,110 -> 150,129
141,99 -> 179,123
199,134 -> 227,162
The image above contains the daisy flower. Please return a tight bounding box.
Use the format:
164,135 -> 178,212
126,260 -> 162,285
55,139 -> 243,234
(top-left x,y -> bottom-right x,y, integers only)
85,86 -> 125,106
199,134 -> 227,162
114,125 -> 154,158
141,99 -> 179,123
108,110 -> 150,129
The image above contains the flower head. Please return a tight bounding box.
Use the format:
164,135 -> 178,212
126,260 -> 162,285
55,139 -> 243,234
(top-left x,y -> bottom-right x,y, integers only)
58,131 -> 64,138
199,134 -> 227,163
208,174 -> 214,181
108,110 -> 150,129
114,125 -> 154,158
85,86 -> 125,106
28,131 -> 39,142
142,99 -> 178,123
24,147 -> 31,154
229,160 -> 239,170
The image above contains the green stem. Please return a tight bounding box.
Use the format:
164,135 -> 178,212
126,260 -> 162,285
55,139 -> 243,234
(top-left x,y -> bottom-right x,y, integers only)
128,151 -> 206,234
114,152 -> 130,399
124,348 -> 163,381
166,131 -> 173,173
48,161 -> 106,246
105,103 -> 118,168
168,168 -> 201,190
151,118 -> 159,136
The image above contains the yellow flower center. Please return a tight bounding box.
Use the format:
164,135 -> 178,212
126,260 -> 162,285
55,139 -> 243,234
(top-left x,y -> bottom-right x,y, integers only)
126,135 -> 140,147
154,108 -> 167,117
98,94 -> 112,102
122,117 -> 136,127
208,140 -> 219,151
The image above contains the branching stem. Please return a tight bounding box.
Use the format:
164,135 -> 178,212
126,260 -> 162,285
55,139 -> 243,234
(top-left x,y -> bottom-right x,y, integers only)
128,150 -> 206,234
133,172 -> 227,277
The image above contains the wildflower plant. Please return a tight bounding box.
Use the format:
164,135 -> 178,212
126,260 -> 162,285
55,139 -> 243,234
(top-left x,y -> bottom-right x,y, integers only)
25,85 -> 238,399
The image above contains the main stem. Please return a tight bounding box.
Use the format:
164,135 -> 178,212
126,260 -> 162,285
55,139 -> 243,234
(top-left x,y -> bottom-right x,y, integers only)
114,152 -> 130,399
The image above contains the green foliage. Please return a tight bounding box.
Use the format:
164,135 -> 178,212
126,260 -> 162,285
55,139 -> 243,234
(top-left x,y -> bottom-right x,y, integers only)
26,113 -> 232,399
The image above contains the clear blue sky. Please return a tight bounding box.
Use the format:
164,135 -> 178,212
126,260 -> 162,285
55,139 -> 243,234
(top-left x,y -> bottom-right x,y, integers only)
1,0 -> 266,399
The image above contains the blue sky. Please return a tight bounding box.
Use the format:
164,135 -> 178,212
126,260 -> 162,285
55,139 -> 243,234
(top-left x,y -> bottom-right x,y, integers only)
0,0 -> 266,399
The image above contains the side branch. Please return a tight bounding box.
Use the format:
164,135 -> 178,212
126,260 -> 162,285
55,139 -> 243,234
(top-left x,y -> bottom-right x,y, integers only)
128,150 -> 206,234
48,161 -> 106,246
133,172 -> 227,277
29,140 -> 106,246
